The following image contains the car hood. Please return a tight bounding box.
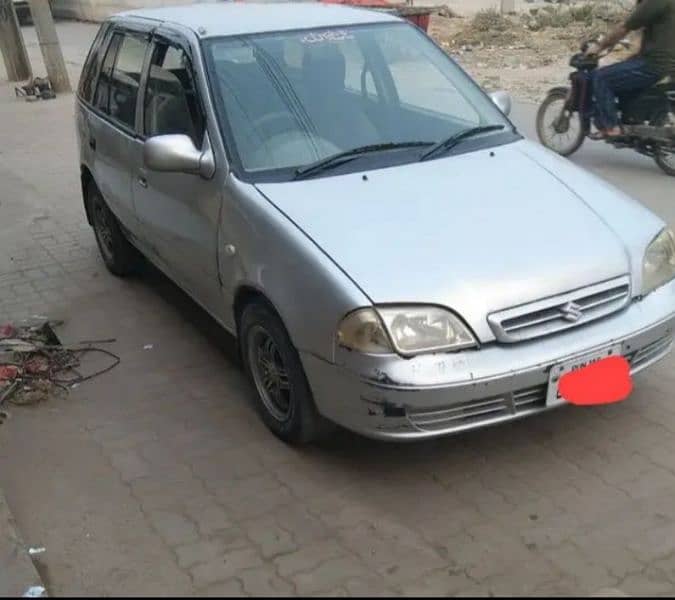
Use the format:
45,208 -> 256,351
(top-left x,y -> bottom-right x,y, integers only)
256,139 -> 663,342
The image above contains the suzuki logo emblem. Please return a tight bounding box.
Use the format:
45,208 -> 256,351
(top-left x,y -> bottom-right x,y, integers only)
560,301 -> 583,322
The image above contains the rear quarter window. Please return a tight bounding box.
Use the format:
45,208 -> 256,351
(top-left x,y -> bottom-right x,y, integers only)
78,22 -> 110,104
94,32 -> 123,115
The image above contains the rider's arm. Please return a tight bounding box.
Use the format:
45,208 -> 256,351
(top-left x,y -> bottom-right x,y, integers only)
595,0 -> 667,54
595,24 -> 629,53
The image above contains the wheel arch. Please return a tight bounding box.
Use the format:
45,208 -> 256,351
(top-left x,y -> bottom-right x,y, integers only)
80,164 -> 96,226
233,282 -> 330,442
233,285 -> 286,340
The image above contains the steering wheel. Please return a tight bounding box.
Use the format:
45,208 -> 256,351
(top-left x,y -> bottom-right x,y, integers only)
252,112 -> 298,138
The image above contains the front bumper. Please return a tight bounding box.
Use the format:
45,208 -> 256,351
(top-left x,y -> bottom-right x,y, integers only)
302,280 -> 675,440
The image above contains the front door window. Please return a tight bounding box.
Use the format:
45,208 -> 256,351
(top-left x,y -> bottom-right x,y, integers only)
143,42 -> 205,148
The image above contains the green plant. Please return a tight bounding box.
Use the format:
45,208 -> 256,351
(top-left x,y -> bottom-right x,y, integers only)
472,8 -> 511,33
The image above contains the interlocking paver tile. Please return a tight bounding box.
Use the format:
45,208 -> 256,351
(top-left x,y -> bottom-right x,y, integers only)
1,18 -> 675,597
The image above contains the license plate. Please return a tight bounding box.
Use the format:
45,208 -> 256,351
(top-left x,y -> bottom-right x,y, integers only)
546,344 -> 623,407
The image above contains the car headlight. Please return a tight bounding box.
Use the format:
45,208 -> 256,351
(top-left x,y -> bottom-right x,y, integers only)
642,228 -> 675,295
337,306 -> 477,356
337,308 -> 394,354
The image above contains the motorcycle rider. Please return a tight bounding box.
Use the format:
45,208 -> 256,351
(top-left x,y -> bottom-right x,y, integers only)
587,0 -> 675,139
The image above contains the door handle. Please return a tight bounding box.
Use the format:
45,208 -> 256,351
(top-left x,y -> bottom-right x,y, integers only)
89,137 -> 96,151
138,176 -> 148,188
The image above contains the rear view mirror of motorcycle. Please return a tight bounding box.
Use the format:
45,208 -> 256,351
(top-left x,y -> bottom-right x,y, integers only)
581,38 -> 602,54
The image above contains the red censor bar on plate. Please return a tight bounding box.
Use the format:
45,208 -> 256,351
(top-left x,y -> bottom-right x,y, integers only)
558,356 -> 633,406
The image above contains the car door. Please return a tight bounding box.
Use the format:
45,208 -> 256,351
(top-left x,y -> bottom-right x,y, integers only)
129,32 -> 224,317
88,26 -> 152,235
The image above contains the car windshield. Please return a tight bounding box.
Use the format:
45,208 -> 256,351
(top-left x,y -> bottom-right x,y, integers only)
203,22 -> 514,181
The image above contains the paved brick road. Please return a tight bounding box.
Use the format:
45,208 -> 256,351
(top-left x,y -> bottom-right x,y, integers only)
1,20 -> 674,597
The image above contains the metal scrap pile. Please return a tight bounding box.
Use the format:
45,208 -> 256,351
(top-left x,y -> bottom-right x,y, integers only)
0,320 -> 119,408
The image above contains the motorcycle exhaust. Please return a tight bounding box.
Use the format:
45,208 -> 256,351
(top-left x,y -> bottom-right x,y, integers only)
622,124 -> 675,145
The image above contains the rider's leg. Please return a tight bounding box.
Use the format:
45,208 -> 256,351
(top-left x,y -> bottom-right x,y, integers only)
593,58 -> 660,136
593,65 -> 617,132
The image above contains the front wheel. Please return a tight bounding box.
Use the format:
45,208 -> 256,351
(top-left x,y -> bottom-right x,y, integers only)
655,147 -> 675,177
239,301 -> 329,444
536,90 -> 586,157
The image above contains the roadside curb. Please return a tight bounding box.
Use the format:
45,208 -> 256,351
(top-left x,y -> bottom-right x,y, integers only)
0,489 -> 47,598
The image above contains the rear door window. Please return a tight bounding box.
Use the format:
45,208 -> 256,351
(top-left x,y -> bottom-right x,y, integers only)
108,34 -> 150,129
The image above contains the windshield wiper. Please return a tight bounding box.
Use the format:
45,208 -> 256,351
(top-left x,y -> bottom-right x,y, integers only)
420,125 -> 506,162
294,141 -> 434,180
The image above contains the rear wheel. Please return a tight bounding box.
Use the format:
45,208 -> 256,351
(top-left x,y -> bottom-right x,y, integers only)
655,148 -> 675,176
536,90 -> 586,157
650,110 -> 675,177
88,184 -> 141,276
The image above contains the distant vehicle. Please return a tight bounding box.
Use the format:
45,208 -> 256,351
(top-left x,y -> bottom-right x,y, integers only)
13,0 -> 54,26
76,4 -> 674,443
537,40 -> 675,176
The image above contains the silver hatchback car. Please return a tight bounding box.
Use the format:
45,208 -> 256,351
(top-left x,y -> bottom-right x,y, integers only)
76,3 -> 675,443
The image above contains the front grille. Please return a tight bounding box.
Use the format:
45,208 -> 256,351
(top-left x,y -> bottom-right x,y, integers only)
628,334 -> 673,371
488,276 -> 631,343
408,385 -> 547,432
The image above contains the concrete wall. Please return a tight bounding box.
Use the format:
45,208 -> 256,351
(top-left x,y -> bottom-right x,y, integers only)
50,0 -> 316,22
51,0 -> 221,22
49,0 -> 543,22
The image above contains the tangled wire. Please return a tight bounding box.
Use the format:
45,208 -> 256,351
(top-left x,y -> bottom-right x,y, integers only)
0,320 -> 120,407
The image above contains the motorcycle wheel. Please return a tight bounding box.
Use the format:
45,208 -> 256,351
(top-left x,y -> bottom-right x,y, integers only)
536,89 -> 586,157
650,110 -> 675,177
655,149 -> 675,177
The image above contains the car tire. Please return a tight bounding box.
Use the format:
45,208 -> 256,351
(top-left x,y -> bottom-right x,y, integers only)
88,183 -> 141,276
240,300 -> 329,444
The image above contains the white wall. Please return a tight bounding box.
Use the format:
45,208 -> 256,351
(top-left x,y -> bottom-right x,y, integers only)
51,0 -> 221,22
50,0 -> 317,22
49,0 -> 558,22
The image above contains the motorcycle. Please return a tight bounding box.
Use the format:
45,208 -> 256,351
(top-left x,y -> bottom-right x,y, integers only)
536,41 -> 675,177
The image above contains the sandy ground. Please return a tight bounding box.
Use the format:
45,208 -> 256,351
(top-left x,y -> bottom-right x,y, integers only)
427,1 -> 636,102
413,0 -> 568,13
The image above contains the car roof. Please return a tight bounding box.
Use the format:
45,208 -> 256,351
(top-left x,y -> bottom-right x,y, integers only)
116,2 -> 401,38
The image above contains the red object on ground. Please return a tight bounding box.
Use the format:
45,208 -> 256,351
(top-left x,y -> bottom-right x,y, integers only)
319,0 -> 431,32
558,356 -> 633,406
0,323 -> 16,340
402,12 -> 430,31
0,365 -> 20,382
24,356 -> 50,375
321,0 -> 396,6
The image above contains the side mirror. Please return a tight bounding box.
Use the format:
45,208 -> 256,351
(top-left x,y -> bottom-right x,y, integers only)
143,134 -> 215,179
489,91 -> 512,117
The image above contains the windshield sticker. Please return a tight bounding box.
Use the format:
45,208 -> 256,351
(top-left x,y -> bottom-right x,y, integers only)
300,30 -> 354,44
